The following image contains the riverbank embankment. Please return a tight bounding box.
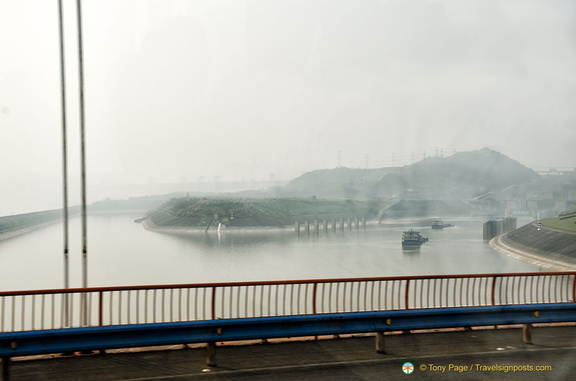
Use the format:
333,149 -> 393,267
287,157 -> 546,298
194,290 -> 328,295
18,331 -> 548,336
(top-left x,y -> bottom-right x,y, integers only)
0,209 -> 74,242
490,221 -> 576,270
0,220 -> 63,242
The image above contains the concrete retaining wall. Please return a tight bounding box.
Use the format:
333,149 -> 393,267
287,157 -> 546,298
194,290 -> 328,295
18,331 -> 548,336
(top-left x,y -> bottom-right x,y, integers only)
492,222 -> 576,269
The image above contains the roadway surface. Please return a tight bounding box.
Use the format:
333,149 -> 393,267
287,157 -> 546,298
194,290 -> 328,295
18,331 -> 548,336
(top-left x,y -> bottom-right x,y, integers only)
6,325 -> 576,380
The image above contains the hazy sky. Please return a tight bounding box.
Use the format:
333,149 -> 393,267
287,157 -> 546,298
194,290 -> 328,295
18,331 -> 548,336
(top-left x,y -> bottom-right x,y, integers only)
1,0 -> 575,213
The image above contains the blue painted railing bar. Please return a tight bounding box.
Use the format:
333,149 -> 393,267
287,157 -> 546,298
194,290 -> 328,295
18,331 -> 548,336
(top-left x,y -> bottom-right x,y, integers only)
2,303 -> 576,358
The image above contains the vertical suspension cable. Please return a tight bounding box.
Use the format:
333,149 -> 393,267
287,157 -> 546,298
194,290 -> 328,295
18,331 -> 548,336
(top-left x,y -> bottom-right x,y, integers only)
76,0 -> 89,328
58,0 -> 69,288
58,0 -> 70,327
76,0 -> 87,289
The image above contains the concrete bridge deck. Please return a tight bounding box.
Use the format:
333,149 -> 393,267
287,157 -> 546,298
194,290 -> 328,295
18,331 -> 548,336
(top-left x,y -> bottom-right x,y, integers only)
6,325 -> 576,380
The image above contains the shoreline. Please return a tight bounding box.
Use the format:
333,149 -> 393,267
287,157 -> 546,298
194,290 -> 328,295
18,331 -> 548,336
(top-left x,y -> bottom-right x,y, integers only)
141,218 -> 294,235
0,210 -> 149,243
489,233 -> 576,271
0,220 -> 62,243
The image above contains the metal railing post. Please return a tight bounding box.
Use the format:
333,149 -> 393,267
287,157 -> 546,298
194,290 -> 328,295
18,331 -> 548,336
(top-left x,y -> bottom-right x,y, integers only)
98,291 -> 103,326
404,279 -> 410,310
211,287 -> 216,320
572,274 -> 576,302
2,356 -> 11,381
375,332 -> 386,354
522,323 -> 533,344
205,342 -> 217,367
491,276 -> 497,306
312,283 -> 317,315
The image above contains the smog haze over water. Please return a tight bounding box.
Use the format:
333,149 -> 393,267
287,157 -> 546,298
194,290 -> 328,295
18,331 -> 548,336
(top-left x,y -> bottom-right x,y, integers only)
1,0 -> 575,215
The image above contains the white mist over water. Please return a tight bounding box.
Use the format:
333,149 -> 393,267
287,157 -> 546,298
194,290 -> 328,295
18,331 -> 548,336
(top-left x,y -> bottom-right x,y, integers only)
0,213 -> 537,291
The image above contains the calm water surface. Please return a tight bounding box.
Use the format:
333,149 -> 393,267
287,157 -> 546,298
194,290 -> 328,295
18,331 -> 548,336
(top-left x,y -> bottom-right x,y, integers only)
0,213 -> 539,291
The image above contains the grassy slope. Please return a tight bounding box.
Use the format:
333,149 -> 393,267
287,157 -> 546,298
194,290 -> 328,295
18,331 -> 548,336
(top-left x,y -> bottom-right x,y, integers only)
541,212 -> 576,233
148,198 -> 381,228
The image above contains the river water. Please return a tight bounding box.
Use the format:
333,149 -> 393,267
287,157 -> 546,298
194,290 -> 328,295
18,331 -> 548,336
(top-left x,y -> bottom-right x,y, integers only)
0,213 -> 539,292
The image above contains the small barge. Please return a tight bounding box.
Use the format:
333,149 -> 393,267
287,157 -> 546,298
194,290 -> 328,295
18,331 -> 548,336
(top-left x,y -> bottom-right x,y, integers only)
431,220 -> 454,229
402,229 -> 429,246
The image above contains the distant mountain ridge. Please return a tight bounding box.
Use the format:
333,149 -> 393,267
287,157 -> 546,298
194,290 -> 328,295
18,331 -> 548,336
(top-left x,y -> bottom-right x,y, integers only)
142,149 -> 542,228
285,148 -> 540,199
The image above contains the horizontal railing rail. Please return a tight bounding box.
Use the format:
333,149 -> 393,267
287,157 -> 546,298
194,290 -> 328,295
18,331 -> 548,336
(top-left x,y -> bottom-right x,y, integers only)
1,272 -> 575,333
3,304 -> 576,358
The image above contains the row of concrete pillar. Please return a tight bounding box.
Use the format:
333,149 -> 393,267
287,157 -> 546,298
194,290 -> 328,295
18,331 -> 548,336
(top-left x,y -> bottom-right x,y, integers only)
295,218 -> 367,236
483,217 -> 517,240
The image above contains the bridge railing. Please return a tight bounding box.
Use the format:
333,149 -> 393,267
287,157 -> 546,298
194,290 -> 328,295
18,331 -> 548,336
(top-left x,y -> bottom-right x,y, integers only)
1,272 -> 575,333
